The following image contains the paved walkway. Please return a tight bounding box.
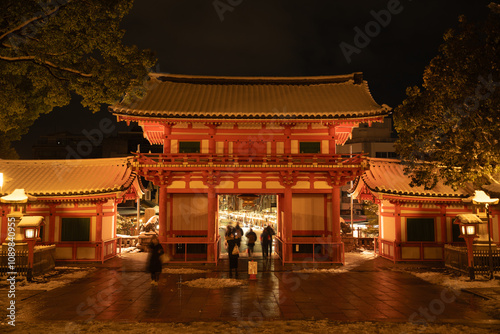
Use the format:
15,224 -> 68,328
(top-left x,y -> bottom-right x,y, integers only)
8,253 -> 497,325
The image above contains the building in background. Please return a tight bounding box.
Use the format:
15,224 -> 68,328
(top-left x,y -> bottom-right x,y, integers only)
336,117 -> 397,235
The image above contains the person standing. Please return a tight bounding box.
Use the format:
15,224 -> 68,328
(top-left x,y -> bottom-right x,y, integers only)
261,227 -> 269,258
234,222 -> 243,247
245,227 -> 257,258
266,225 -> 276,257
147,235 -> 164,285
225,226 -> 239,277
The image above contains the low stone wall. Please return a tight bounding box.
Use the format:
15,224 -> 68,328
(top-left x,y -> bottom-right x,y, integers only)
33,245 -> 56,276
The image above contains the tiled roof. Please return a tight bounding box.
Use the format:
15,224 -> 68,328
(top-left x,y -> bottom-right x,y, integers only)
110,73 -> 390,119
0,157 -> 141,198
353,158 -> 471,198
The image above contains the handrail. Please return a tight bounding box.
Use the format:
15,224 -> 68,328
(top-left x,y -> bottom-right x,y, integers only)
133,152 -> 367,168
275,236 -> 344,265
161,236 -> 220,264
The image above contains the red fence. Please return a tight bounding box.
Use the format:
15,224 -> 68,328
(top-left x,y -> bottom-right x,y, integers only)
275,237 -> 344,265
161,237 -> 220,264
134,152 -> 367,170
40,238 -> 119,263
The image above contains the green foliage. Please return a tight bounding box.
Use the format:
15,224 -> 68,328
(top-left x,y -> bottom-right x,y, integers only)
362,200 -> 379,237
394,4 -> 500,190
117,215 -> 135,235
0,0 -> 156,157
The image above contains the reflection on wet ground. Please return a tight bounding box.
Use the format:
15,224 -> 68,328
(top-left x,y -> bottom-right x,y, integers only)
9,253 -> 494,324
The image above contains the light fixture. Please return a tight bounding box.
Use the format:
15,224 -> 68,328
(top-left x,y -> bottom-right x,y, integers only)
471,190 -> 498,280
24,227 -> 37,240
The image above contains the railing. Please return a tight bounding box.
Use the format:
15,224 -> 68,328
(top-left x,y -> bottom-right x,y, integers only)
101,238 -> 118,263
381,240 -> 451,262
374,237 -> 380,255
445,245 -> 500,276
117,236 -> 140,253
380,240 -> 396,262
161,237 -> 220,264
39,239 -> 119,263
275,237 -> 344,265
0,250 -> 28,277
133,152 -> 367,170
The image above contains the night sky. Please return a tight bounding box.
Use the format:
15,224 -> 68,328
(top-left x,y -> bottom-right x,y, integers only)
13,0 -> 493,158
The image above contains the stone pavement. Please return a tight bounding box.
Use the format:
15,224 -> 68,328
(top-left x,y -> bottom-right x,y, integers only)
6,253 -> 500,326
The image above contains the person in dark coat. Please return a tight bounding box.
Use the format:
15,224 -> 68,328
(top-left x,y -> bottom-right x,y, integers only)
266,225 -> 276,257
147,235 -> 164,285
225,226 -> 239,277
261,227 -> 269,258
234,222 -> 243,247
245,227 -> 257,258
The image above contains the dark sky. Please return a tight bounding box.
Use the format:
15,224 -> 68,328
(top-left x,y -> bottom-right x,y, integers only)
13,0 -> 493,158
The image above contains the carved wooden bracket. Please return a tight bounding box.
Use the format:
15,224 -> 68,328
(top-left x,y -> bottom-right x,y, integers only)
279,171 -> 298,187
202,170 -> 221,186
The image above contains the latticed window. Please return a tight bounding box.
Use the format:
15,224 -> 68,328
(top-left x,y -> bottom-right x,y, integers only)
61,218 -> 90,241
407,218 -> 435,242
179,141 -> 201,153
299,142 -> 321,154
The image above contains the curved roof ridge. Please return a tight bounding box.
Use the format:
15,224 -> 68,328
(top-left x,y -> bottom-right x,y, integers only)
149,72 -> 362,85
0,157 -> 137,198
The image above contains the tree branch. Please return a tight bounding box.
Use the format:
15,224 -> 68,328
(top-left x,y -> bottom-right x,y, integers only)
0,55 -> 93,77
0,0 -> 73,43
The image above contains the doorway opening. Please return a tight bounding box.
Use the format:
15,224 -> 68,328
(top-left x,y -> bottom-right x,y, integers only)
218,194 -> 278,258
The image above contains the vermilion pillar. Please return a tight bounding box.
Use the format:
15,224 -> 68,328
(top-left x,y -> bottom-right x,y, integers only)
158,185 -> 168,242
331,186 -> 341,243
163,124 -> 172,154
207,186 -> 216,261
208,125 -> 217,154
96,202 -> 103,262
48,204 -> 57,243
284,186 -> 293,261
440,205 -> 447,243
96,202 -> 103,242
1,204 -> 8,243
284,126 -> 292,154
394,202 -> 401,262
328,125 -> 336,155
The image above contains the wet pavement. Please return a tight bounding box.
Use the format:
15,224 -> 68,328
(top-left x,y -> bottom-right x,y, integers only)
6,253 -> 498,325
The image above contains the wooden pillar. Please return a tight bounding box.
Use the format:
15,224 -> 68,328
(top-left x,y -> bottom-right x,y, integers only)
394,202 -> 401,262
1,204 -> 8,243
284,186 -> 293,261
163,124 -> 172,154
440,205 -> 447,243
158,185 -> 168,242
331,186 -> 341,242
96,201 -> 103,262
207,186 -> 216,261
328,125 -> 336,155
48,203 -> 57,243
208,124 -> 217,154
284,125 -> 292,155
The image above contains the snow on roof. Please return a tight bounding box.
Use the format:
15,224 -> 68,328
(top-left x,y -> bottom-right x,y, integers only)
454,214 -> 483,224
0,157 -> 142,198
110,73 -> 390,120
351,158 -> 471,200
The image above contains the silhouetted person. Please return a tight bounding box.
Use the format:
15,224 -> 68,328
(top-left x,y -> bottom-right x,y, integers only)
245,228 -> 257,258
225,226 -> 239,277
147,235 -> 164,285
265,225 -> 275,257
234,222 -> 243,247
261,227 -> 269,258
